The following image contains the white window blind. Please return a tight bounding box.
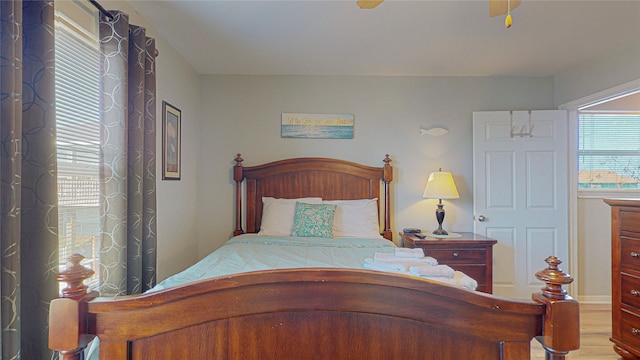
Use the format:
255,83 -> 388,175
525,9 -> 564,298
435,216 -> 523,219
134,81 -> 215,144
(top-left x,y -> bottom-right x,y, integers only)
578,111 -> 640,189
55,11 -> 100,288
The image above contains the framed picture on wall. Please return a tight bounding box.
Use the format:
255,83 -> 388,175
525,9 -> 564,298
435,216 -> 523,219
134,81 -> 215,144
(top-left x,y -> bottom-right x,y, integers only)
162,101 -> 181,180
281,113 -> 354,139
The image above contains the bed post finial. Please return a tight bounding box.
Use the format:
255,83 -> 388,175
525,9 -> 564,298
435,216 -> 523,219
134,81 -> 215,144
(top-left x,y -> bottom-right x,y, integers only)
532,256 -> 579,360
535,255 -> 573,299
50,254 -> 98,359
56,254 -> 95,300
234,153 -> 245,236
382,155 -> 392,182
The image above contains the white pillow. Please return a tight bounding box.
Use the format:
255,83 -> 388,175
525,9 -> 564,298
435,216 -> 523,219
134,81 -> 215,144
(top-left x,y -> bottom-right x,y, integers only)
258,197 -> 322,236
322,198 -> 382,238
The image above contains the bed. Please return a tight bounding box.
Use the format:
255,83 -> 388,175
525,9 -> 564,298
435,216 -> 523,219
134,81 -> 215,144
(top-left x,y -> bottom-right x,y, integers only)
49,154 -> 579,359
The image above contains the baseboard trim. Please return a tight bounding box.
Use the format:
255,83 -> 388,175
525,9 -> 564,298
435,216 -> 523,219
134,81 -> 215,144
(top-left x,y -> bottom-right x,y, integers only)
578,295 -> 611,304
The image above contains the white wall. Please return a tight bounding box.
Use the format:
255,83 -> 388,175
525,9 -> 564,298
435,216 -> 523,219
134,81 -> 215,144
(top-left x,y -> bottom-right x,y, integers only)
577,196 -> 613,302
102,1 -> 202,282
554,40 -> 640,302
196,75 -> 555,256
554,41 -> 640,107
154,45 -> 200,281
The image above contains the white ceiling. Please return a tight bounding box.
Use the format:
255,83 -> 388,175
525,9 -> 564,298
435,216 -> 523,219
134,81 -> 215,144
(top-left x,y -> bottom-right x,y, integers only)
126,0 -> 640,78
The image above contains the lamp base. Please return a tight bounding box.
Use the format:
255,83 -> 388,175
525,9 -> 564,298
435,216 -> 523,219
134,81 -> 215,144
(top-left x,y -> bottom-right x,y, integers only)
432,228 -> 449,236
432,202 -> 448,236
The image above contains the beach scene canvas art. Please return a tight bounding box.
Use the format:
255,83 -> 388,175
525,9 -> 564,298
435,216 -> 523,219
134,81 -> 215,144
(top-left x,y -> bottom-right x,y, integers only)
281,113 -> 354,139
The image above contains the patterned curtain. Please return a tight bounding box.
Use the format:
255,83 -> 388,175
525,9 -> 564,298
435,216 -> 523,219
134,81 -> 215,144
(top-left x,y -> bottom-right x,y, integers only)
0,0 -> 59,359
98,11 -> 157,296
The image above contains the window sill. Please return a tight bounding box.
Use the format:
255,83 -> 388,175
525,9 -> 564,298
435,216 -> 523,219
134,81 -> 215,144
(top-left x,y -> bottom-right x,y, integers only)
578,189 -> 640,199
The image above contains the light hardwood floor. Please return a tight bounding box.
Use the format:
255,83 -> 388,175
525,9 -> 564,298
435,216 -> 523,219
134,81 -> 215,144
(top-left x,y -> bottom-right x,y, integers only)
531,303 -> 623,359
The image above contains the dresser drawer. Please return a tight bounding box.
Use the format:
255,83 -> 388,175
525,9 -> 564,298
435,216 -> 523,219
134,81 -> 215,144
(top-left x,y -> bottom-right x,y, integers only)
621,210 -> 640,233
620,309 -> 640,351
622,273 -> 640,310
621,237 -> 640,272
425,249 -> 486,263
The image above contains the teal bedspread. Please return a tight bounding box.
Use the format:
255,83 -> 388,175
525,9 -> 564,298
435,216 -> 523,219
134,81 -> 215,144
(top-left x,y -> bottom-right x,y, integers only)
151,234 -> 477,292
151,234 -> 398,291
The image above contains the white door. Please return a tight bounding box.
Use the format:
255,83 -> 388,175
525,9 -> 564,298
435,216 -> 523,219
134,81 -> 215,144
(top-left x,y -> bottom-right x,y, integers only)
473,110 -> 568,299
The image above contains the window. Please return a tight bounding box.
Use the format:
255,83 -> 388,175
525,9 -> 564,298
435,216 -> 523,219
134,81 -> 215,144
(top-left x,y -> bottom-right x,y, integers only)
55,2 -> 100,289
578,92 -> 640,190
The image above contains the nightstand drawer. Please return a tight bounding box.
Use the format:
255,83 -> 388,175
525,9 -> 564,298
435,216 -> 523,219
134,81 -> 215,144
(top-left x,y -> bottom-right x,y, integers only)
451,265 -> 486,284
426,248 -> 486,263
622,273 -> 640,309
398,232 -> 497,293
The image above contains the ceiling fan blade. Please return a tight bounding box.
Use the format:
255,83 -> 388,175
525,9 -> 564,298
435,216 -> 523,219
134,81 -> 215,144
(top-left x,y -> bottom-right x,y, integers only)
357,0 -> 384,9
489,0 -> 521,17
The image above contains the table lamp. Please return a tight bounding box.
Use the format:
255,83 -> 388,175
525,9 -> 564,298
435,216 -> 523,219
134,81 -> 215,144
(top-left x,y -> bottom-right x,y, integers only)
423,169 -> 459,235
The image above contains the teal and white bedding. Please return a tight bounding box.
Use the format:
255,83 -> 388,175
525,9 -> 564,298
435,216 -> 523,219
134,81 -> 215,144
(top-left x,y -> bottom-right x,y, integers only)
150,234 -> 477,292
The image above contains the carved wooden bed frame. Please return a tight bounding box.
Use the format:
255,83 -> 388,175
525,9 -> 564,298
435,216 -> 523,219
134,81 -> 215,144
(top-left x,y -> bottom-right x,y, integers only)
49,155 -> 579,359
232,154 -> 393,240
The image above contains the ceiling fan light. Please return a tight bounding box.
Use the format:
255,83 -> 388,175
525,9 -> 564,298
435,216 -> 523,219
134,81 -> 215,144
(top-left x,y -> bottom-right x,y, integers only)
489,0 -> 521,17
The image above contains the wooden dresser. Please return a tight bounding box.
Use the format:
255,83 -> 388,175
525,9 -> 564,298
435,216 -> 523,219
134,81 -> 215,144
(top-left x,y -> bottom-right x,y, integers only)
605,198 -> 640,360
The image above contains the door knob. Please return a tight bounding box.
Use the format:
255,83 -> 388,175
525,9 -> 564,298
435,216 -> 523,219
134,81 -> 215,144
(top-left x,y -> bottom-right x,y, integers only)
477,215 -> 488,222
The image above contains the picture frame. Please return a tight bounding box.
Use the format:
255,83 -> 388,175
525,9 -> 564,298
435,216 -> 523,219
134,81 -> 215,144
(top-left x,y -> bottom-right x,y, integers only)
162,101 -> 181,180
281,113 -> 354,139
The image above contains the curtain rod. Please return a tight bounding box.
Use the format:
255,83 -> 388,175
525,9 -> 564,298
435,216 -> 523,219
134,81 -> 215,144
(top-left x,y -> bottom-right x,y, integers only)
87,0 -> 160,57
88,0 -> 114,21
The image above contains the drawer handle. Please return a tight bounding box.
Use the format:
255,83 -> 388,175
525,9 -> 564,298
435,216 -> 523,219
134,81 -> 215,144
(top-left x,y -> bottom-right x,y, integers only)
452,252 -> 459,258
632,252 -> 640,258
632,289 -> 640,297
632,328 -> 640,336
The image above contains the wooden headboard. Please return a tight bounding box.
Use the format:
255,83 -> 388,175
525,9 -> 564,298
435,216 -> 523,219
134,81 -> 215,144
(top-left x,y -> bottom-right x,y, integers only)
233,154 -> 393,240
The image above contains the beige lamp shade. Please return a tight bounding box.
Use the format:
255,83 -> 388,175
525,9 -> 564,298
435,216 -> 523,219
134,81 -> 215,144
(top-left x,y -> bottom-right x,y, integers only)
423,170 -> 460,200
357,0 -> 384,9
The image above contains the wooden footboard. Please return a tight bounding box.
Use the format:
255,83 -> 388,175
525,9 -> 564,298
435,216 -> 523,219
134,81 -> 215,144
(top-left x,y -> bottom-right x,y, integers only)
49,255 -> 578,360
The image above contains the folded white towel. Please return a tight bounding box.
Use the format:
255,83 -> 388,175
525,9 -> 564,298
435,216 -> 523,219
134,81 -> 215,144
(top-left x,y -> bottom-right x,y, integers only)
364,258 -> 407,272
373,252 -> 438,266
394,248 -> 425,258
420,271 -> 478,291
362,262 -> 478,291
409,265 -> 455,278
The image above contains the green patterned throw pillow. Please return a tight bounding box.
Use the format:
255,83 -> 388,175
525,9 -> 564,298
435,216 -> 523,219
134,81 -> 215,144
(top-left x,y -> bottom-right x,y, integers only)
291,202 -> 337,238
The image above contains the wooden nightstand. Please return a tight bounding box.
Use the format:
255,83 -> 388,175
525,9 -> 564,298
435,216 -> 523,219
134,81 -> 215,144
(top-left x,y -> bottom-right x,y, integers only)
399,232 -> 497,293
